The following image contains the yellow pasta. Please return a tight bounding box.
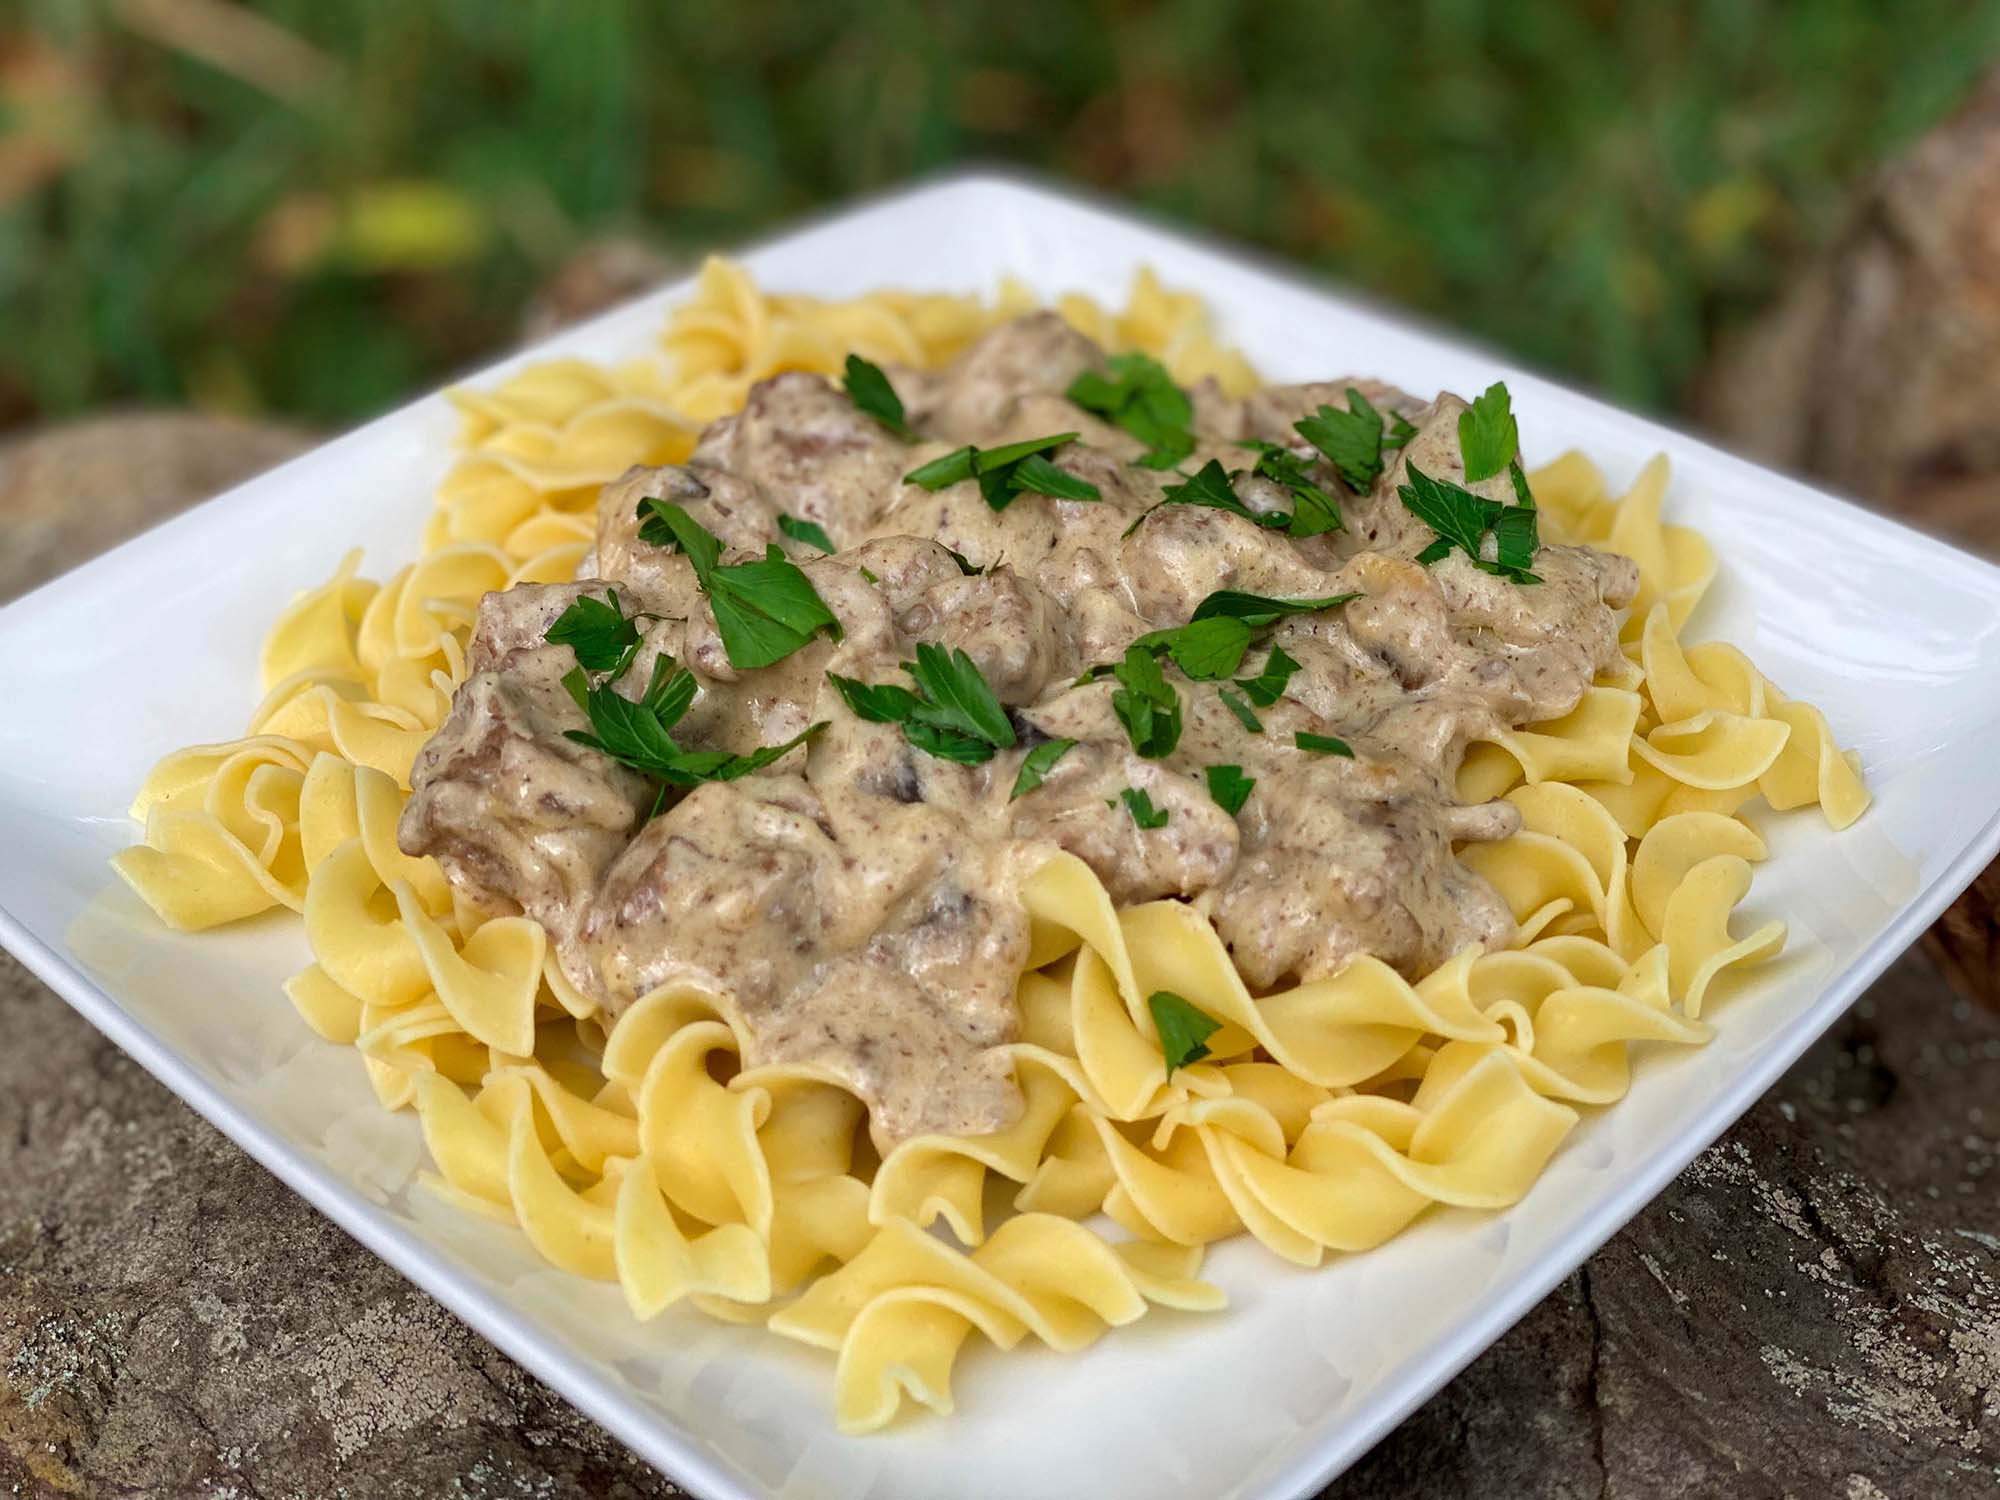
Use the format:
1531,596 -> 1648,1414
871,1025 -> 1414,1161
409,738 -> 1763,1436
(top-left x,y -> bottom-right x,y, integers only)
109,260 -> 1870,1432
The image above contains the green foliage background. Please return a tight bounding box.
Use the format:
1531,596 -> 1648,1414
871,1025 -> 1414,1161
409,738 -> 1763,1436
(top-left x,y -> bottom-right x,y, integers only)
3,0 -> 1994,428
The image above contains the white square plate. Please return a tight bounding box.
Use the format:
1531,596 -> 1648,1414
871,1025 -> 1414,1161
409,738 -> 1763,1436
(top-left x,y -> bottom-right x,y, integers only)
4,174 -> 1999,1500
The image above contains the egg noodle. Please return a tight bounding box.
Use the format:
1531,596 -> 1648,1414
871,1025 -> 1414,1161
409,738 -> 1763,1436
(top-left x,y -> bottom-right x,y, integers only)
112,257 -> 1868,1432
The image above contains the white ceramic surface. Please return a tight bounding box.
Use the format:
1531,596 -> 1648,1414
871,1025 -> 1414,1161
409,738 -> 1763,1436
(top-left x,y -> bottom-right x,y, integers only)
3,174 -> 1999,1500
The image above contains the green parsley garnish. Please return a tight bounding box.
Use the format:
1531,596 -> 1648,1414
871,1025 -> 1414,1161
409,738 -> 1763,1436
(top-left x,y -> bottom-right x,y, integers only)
943,546 -> 984,576
776,513 -> 837,555
1398,465 -> 1541,584
1106,589 -> 1355,684
1189,589 -> 1359,626
1457,382 -> 1518,483
904,432 -> 1099,512
1240,440 -> 1343,535
842,354 -> 913,440
1006,452 -> 1100,504
1234,645 -> 1301,708
1296,387 -> 1401,494
1010,737 -> 1077,800
1066,352 -> 1195,470
1120,786 -> 1170,829
636,499 -> 843,667
1109,643 -> 1183,758
560,654 -> 821,800
828,642 -> 1016,765
1295,731 -> 1354,757
1205,764 -> 1255,815
1148,989 -> 1222,1074
1127,453 -> 1363,541
1218,687 -> 1264,733
545,588 -> 643,677
1124,458 -> 1277,537
1127,616 -> 1259,681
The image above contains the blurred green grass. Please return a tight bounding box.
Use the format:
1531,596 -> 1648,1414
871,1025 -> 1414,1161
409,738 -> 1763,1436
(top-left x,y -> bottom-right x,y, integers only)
2,0 -> 1995,428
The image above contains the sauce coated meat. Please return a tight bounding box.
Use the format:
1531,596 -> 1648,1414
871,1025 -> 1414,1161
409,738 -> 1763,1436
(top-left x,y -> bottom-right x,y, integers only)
400,314 -> 1637,1146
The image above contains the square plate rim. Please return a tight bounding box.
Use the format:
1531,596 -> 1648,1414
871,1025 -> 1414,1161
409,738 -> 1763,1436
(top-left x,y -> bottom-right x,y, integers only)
3,167 -> 1999,1499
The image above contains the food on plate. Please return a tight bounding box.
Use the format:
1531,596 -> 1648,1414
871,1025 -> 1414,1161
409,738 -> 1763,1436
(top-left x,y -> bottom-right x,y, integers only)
113,261 -> 1869,1431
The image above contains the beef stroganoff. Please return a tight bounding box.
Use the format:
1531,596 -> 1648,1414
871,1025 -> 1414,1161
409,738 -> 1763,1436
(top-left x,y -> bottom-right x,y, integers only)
113,260 -> 1869,1431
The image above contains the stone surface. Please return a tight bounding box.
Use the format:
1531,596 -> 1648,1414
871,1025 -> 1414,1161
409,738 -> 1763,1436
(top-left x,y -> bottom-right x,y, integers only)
1695,67 -> 2000,558
0,413 -> 311,606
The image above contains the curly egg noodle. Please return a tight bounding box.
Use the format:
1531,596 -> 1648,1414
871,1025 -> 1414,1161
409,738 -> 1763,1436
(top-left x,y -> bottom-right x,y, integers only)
112,257 -> 1868,1432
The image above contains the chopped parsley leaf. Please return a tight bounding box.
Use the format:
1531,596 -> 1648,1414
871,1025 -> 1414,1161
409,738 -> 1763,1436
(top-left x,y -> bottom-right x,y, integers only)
561,653 -> 821,797
636,499 -> 844,666
546,588 -> 642,676
905,641 -> 1016,749
1241,440 -> 1344,535
905,432 -> 1098,512
1115,589 -> 1356,685
1295,731 -> 1354,757
1396,464 -> 1540,584
776,513 -> 837,555
1120,786 -> 1170,829
1005,451 -> 1101,504
1205,764 -> 1255,815
842,354 -> 913,439
1066,352 -> 1196,469
1234,644 -> 1300,707
1296,387 -> 1394,494
1010,737 -> 1077,800
1189,589 -> 1359,627
1458,381 -> 1518,484
1218,687 -> 1264,733
1148,990 -> 1222,1074
1110,642 -> 1183,758
827,643 -> 1015,766
1124,458 -> 1284,537
1129,615 -> 1255,681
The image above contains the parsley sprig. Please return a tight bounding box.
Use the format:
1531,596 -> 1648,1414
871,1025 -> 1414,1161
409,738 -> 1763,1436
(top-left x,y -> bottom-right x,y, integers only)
1398,465 -> 1540,584
1082,589 -> 1353,687
1234,644 -> 1301,707
829,643 -> 1017,765
1109,643 -> 1183,758
1066,352 -> 1196,470
1149,989 -> 1222,1074
558,653 -> 822,801
1294,387 -> 1418,495
1126,454 -> 1362,540
842,354 -> 913,439
637,499 -> 844,667
1457,382 -> 1518,483
1295,731 -> 1354,758
1120,786 -> 1170,829
1010,737 -> 1077,800
904,433 -> 1101,512
1240,441 -> 1343,535
1124,459 -> 1273,538
1217,687 -> 1264,733
777,513 -> 836,555
545,589 -> 645,677
1205,764 -> 1254,815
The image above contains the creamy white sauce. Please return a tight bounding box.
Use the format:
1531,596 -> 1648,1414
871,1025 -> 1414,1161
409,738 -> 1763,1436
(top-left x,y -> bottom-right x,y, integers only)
400,314 -> 1638,1146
